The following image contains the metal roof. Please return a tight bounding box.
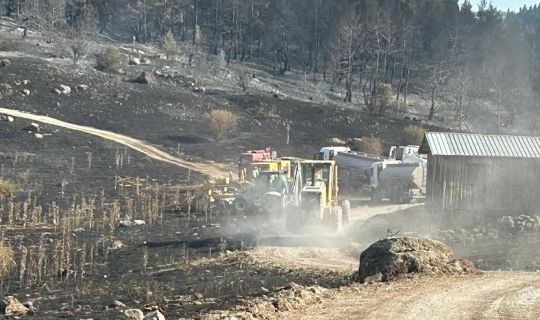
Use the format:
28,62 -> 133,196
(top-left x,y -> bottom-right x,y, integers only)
420,132 -> 540,158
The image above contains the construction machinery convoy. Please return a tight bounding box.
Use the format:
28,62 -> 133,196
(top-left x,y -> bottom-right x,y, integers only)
218,144 -> 426,234
222,150 -> 348,233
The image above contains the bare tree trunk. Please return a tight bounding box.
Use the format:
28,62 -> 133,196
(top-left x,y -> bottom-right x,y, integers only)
192,0 -> 198,45
233,5 -> 238,60
345,28 -> 353,102
390,56 -> 396,84
143,0 -> 147,43
213,0 -> 220,54
249,0 -> 254,59
396,65 -> 403,102
313,0 -> 320,74
371,38 -> 381,112
497,90 -> 502,133
429,86 -> 437,120
403,65 -> 410,107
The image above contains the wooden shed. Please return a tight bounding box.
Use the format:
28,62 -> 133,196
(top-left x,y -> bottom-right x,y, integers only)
419,132 -> 540,218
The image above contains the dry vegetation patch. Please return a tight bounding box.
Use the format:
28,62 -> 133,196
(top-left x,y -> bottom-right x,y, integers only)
0,179 -> 16,196
204,109 -> 238,141
0,241 -> 14,277
95,46 -> 122,72
358,137 -> 383,156
402,124 -> 425,145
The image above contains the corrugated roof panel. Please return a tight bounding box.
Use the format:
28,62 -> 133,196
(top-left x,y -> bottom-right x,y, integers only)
470,134 -> 482,156
424,132 -> 540,158
516,137 -> 530,157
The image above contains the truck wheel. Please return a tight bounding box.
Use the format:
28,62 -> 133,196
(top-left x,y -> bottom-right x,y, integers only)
331,206 -> 343,233
341,200 -> 350,225
233,197 -> 248,215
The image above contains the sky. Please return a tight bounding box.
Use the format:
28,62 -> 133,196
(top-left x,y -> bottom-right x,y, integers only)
465,0 -> 540,11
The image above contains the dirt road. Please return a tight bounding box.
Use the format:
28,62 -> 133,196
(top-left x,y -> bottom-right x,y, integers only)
292,272 -> 540,320
0,107 -> 231,179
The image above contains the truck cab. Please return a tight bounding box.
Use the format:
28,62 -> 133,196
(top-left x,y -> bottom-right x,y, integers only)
317,146 -> 351,160
389,145 -> 427,164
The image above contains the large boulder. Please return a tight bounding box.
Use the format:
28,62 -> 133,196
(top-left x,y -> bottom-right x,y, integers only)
129,57 -> 141,65
53,85 -> 71,95
124,309 -> 144,320
1,296 -> 30,316
357,237 -> 476,283
144,310 -> 165,320
134,71 -> 156,84
0,59 -> 11,67
76,84 -> 89,92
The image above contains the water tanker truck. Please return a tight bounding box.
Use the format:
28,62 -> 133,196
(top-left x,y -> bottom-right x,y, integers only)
318,146 -> 427,203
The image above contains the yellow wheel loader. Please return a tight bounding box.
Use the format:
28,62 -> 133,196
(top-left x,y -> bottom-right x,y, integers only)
287,160 -> 349,233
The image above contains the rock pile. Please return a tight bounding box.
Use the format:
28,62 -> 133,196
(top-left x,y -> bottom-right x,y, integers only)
357,237 -> 476,283
436,214 -> 540,245
202,283 -> 329,320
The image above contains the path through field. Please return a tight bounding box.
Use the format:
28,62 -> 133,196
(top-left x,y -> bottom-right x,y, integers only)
0,107 -> 231,179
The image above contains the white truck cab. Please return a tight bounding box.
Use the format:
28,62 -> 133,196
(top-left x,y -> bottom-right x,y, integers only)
318,146 -> 351,160
389,145 -> 426,164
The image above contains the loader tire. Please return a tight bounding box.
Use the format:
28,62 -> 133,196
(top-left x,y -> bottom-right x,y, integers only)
331,206 -> 343,234
341,200 -> 350,225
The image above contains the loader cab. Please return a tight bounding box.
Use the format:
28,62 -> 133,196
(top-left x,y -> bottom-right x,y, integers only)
297,160 -> 338,208
254,171 -> 289,194
287,160 -> 347,233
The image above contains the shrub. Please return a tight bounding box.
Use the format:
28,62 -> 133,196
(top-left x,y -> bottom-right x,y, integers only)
402,124 -> 425,145
66,27 -> 88,66
376,83 -> 395,114
95,46 -> 121,72
236,66 -> 251,93
161,30 -> 177,57
359,137 -> 382,156
204,110 -> 238,141
217,49 -> 227,68
0,241 -> 13,277
0,180 -> 16,196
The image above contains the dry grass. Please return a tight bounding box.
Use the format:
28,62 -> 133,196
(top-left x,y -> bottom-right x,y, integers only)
0,241 -> 14,277
402,124 -> 425,145
359,137 -> 382,156
0,180 -> 16,196
204,110 -> 238,141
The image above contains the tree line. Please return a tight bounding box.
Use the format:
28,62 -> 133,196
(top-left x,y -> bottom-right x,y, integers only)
2,0 -> 540,132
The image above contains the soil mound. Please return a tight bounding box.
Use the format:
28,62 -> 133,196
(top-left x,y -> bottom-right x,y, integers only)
357,237 -> 476,283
